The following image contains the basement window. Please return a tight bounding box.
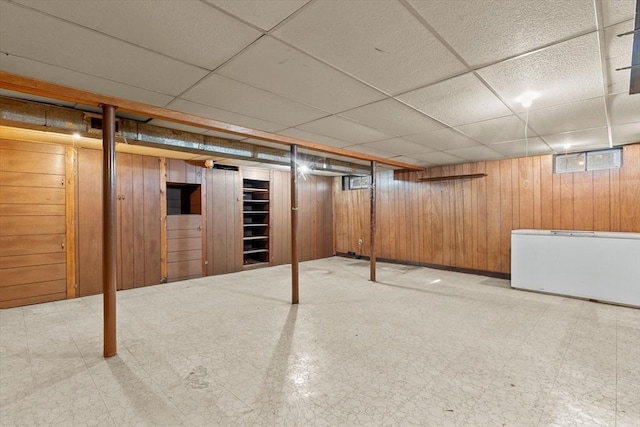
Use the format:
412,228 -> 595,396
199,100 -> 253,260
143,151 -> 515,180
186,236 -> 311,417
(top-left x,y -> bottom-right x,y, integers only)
554,147 -> 622,173
167,183 -> 201,215
342,175 -> 371,190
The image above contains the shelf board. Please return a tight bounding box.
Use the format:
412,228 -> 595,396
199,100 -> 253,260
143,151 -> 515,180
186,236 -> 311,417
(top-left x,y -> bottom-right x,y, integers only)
243,248 -> 269,255
244,223 -> 268,227
243,236 -> 268,241
243,188 -> 269,192
243,200 -> 269,203
417,173 -> 487,182
243,211 -> 269,214
243,261 -> 270,270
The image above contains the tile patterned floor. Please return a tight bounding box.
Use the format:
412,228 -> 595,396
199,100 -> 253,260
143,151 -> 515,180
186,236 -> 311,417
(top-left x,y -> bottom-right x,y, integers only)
1,257 -> 638,426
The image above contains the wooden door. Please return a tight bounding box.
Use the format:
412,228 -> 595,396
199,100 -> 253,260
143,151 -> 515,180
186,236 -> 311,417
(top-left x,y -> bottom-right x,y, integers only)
206,168 -> 242,275
0,139 -> 68,307
77,149 -> 162,296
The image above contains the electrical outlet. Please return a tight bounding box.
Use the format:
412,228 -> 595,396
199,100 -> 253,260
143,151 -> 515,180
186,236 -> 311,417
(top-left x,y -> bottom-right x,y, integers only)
358,238 -> 363,246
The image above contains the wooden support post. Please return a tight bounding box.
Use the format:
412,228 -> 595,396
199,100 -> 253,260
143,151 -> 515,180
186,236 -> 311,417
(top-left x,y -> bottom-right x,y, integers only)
370,160 -> 377,282
291,145 -> 299,304
102,104 -> 117,358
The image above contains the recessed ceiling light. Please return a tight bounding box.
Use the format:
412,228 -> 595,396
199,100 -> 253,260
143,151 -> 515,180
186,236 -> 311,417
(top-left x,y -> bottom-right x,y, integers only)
517,91 -> 539,108
563,143 -> 571,150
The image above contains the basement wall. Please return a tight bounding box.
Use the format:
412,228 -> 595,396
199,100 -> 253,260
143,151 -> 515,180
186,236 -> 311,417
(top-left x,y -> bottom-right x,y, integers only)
333,143 -> 640,275
0,138 -> 334,308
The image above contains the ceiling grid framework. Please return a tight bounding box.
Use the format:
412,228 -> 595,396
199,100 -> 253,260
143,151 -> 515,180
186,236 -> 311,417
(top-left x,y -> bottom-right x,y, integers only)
0,0 -> 638,168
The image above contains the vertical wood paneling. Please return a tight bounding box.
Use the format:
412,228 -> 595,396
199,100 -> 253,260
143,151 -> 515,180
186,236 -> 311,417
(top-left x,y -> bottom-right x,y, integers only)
117,153 -> 134,290
610,168 -> 621,231
560,173 -> 574,229
592,170 -> 610,231
620,145 -> 640,232
316,175 -> 333,258
431,171 -> 444,266
462,164 -> 473,268
77,149 -> 161,296
532,156 -> 542,229
573,171 -> 594,230
131,154 -> 146,287
551,167 -> 562,229
518,157 -> 534,229
142,156 -> 161,285
77,148 -> 102,297
334,144 -> 640,275
540,155 -> 554,229
499,160 -> 512,272
206,168 -> 242,275
476,162 -> 488,271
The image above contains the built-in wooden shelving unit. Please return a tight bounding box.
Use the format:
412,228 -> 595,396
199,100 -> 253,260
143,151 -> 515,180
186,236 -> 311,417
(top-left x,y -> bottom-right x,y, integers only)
242,179 -> 270,269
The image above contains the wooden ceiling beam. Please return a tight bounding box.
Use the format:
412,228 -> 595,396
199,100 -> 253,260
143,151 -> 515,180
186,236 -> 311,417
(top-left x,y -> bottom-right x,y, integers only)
0,72 -> 422,171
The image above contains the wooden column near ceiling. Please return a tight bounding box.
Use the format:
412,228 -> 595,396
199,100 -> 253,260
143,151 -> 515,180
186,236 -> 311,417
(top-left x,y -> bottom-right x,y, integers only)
102,104 -> 117,358
291,145 -> 299,304
370,161 -> 377,282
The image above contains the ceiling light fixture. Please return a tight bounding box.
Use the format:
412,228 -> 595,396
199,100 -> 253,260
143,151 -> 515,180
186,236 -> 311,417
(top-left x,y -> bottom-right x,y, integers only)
517,91 -> 539,108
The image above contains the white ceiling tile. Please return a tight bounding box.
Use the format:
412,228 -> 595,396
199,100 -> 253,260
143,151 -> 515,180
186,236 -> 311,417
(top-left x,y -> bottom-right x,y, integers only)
339,99 -> 445,136
404,128 -> 480,151
180,74 -> 327,127
411,151 -> 465,166
604,20 -> 635,60
278,128 -> 351,148
0,2 -> 208,95
601,0 -> 636,27
523,97 -> 607,135
217,37 -> 383,113
343,144 -> 396,158
272,0 -> 466,95
408,0 -> 595,67
606,54 -> 632,95
479,33 -> 604,113
612,123 -> 640,145
0,54 -> 174,107
296,116 -> 392,144
361,138 -> 434,157
543,128 -> 611,151
388,156 -> 429,167
443,145 -> 505,162
398,73 -> 512,127
208,0 -> 309,31
166,99 -> 286,133
490,137 -> 551,157
12,0 -> 261,70
609,93 -> 640,125
454,115 -> 529,144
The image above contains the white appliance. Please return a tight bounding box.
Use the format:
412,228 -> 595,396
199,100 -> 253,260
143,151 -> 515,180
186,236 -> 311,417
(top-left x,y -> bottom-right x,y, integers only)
511,229 -> 640,307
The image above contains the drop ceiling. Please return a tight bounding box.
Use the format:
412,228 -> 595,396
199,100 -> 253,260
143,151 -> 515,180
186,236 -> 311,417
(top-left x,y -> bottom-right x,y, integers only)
0,0 -> 638,167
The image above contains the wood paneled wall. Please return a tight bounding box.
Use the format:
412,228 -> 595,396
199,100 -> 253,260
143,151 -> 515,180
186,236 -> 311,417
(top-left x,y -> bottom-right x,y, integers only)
167,214 -> 203,282
271,170 -> 334,264
334,143 -> 640,275
77,149 -> 162,296
0,139 -> 68,308
205,168 -> 243,275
